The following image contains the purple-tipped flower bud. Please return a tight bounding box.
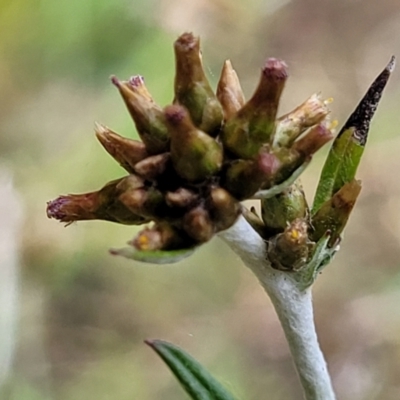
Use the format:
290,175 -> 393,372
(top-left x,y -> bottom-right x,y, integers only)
46,175 -> 147,225
173,33 -> 224,136
95,123 -> 148,173
267,218 -> 311,271
310,179 -> 362,246
111,75 -> 170,154
261,181 -> 308,234
264,123 -> 333,187
217,60 -> 245,120
165,105 -> 223,182
134,153 -> 171,181
221,58 -> 288,159
221,151 -> 281,200
274,94 -> 330,147
182,206 -> 214,243
292,122 -> 334,156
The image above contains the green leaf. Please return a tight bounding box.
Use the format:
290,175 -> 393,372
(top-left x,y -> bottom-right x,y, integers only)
145,339 -> 238,400
294,232 -> 339,290
312,56 -> 395,214
109,247 -> 196,264
252,159 -> 310,199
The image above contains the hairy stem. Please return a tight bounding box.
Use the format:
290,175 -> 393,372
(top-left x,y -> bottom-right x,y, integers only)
219,216 -> 336,400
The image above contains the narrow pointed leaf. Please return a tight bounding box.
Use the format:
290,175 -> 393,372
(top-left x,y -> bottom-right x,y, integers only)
312,56 -> 395,213
109,247 -> 196,264
252,160 -> 310,199
145,340 -> 238,400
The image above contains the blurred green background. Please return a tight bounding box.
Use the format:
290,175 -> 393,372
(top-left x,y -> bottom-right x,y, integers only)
1,0 -> 400,399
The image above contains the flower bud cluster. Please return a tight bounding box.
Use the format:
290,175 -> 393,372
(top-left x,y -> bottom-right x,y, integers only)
47,33 -> 392,267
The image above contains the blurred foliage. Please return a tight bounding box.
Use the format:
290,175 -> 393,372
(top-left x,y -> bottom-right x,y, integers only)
1,0 -> 400,399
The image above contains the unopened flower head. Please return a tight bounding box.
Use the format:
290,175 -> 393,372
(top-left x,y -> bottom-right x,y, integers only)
47,34 -> 394,268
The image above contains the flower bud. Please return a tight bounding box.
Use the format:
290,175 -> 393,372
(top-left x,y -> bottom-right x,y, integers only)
208,187 -> 241,231
119,186 -> 167,220
221,58 -> 288,159
173,32 -> 224,136
164,105 -> 223,182
46,175 -> 147,225
310,179 -> 362,246
165,188 -> 198,209
182,206 -> 214,243
265,123 -> 333,187
131,223 -> 193,251
220,151 -> 281,200
216,60 -> 245,120
292,122 -> 334,156
261,181 -> 308,234
273,94 -> 330,147
267,218 -> 310,271
95,123 -> 148,173
111,75 -> 170,154
134,153 -> 171,181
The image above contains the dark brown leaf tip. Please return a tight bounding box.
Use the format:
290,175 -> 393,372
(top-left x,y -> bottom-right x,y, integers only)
340,55 -> 396,146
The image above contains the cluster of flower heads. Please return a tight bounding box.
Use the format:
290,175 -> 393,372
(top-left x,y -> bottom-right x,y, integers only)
47,33 -> 394,269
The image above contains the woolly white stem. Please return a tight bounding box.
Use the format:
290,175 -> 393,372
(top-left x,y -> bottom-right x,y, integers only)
219,215 -> 336,400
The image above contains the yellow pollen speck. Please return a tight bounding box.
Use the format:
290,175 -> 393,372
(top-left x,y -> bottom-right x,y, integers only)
329,119 -> 339,130
290,229 -> 299,240
324,97 -> 334,105
138,235 -> 149,249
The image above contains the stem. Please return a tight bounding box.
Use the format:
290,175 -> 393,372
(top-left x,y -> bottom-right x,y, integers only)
219,216 -> 336,400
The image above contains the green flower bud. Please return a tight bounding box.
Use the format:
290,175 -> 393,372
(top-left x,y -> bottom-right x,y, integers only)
292,122 -> 334,157
261,181 -> 308,234
94,122 -> 148,173
112,75 -> 170,154
119,186 -> 167,220
46,175 -> 147,225
265,123 -> 333,187
273,94 -> 330,147
134,153 -> 171,181
216,60 -> 245,120
267,218 -> 311,271
208,187 -> 241,231
182,206 -> 214,243
221,58 -> 288,159
131,223 -> 193,251
165,105 -> 223,182
310,179 -> 362,246
173,32 -> 224,136
221,151 -> 281,200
